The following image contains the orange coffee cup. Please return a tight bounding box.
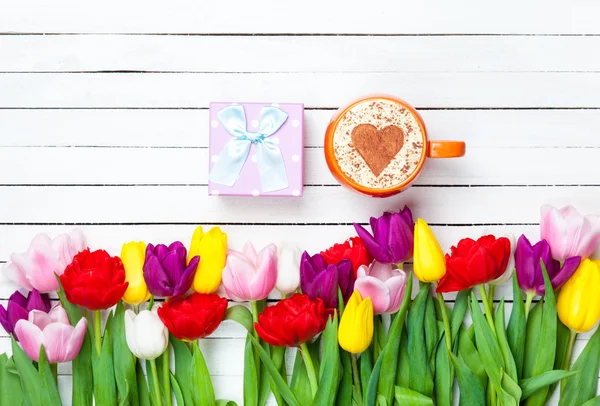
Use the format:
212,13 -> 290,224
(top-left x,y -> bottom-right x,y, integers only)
324,95 -> 465,197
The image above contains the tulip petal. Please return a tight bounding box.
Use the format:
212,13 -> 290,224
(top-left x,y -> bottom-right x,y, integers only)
143,255 -> 173,297
249,245 -> 277,301
29,310 -> 54,331
354,224 -> 388,263
124,310 -> 138,355
48,306 -> 70,325
41,323 -> 75,363
385,274 -> 407,314
0,305 -> 9,334
242,241 -> 259,268
14,320 -> 43,362
173,256 -> 198,297
65,317 -> 87,362
222,254 -> 256,301
549,256 -> 581,292
4,257 -> 34,291
354,276 -> 389,314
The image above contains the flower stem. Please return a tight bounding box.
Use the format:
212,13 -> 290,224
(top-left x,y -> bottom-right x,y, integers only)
560,329 -> 577,394
436,292 -> 453,353
478,285 -> 497,337
161,347 -> 172,406
149,359 -> 163,406
524,292 -> 535,319
93,310 -> 102,357
250,301 -> 261,373
50,363 -> 58,383
350,353 -> 363,406
487,284 -> 496,311
300,342 -> 318,399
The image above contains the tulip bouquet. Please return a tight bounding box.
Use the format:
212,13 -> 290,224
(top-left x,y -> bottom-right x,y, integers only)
1,204 -> 600,406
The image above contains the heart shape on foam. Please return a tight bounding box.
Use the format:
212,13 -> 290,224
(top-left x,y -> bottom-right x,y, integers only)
350,124 -> 405,177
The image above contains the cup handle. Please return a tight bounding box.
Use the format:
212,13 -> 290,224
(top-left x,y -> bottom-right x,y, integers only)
427,141 -> 466,158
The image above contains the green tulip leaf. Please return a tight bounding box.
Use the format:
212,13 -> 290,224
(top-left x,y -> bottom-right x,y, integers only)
112,302 -> 138,406
583,396 -> 600,406
269,345 -> 286,406
0,355 -> 24,406
434,331 -> 455,406
56,276 -> 94,406
396,328 -> 411,388
243,335 -> 259,406
11,336 -> 42,406
291,348 -> 312,406
118,380 -> 130,406
450,289 -> 470,343
365,350 -> 384,406
224,305 -> 254,333
449,351 -> 486,406
507,273 -> 526,380
360,345 -> 373,397
469,293 -> 504,395
407,286 -> 434,397
37,345 -> 62,406
495,299 -> 518,382
500,370 -> 522,405
336,350 -> 353,406
523,300 -> 543,379
525,261 -> 557,406
258,340 -> 272,406
377,272 -> 413,404
192,341 -> 216,406
249,334 -> 300,406
559,326 -> 600,406
137,361 -> 151,406
216,401 -> 239,406
145,359 -> 160,406
171,336 -> 194,406
312,313 -> 340,406
393,386 -> 434,405
170,373 -> 185,406
547,320 -> 572,402
520,369 -> 578,400
424,292 -> 439,375
92,311 -> 118,406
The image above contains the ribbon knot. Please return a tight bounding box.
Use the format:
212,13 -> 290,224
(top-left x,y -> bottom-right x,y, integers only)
208,105 -> 290,192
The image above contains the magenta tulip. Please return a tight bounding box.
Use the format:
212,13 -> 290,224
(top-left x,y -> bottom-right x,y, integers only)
0,289 -> 51,340
540,205 -> 600,261
3,230 -> 86,293
14,305 -> 87,363
354,261 -> 407,314
222,242 -> 277,301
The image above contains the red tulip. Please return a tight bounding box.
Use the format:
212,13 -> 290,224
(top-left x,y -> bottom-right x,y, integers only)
60,249 -> 128,310
255,294 -> 329,347
321,237 -> 373,278
157,293 -> 228,341
436,235 -> 511,293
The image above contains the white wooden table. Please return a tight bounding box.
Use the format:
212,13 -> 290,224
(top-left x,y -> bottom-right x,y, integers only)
1,1 -> 599,403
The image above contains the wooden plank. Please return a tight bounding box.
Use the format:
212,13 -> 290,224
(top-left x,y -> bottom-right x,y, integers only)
1,72 -> 600,108
0,0 -> 598,35
0,146 -> 597,186
1,109 -> 599,148
0,185 -> 596,224
2,35 -> 600,73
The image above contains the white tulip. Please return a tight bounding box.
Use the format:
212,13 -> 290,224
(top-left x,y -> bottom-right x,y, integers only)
276,243 -> 302,295
124,308 -> 169,360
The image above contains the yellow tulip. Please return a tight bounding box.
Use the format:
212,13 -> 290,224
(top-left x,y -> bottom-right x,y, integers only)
413,218 -> 446,283
557,259 -> 600,333
190,226 -> 228,294
338,291 -> 374,354
121,241 -> 151,305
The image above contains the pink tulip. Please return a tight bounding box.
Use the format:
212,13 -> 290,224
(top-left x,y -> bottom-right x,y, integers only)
541,205 -> 600,261
3,230 -> 86,293
14,305 -> 87,364
222,242 -> 277,301
354,261 -> 407,314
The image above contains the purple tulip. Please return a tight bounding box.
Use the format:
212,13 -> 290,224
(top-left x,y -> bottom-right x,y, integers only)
300,252 -> 354,309
143,242 -> 199,297
353,206 -> 414,265
515,235 -> 581,296
0,289 -> 51,340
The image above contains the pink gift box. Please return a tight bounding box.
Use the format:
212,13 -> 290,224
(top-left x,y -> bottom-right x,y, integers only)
208,102 -> 304,197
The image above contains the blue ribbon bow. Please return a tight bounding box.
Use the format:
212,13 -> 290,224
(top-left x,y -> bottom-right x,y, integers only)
208,105 -> 290,192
